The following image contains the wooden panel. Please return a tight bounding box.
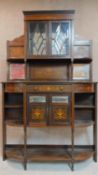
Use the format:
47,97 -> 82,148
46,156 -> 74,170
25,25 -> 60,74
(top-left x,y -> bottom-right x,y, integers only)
8,35 -> 24,46
4,83 -> 24,92
73,84 -> 94,92
9,46 -> 24,58
50,95 -> 71,125
27,85 -> 72,93
29,65 -> 68,81
7,35 -> 25,59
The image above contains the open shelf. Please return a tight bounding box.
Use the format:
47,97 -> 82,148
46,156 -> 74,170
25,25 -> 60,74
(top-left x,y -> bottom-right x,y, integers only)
5,120 -> 23,126
73,58 -> 92,63
7,58 -> 25,63
27,56 -> 72,61
5,108 -> 23,125
4,93 -> 23,106
74,93 -> 95,106
75,108 -> 94,122
74,120 -> 94,127
5,146 -> 24,161
73,148 -> 94,162
74,105 -> 95,109
4,105 -> 23,108
27,147 -> 71,162
5,145 -> 94,162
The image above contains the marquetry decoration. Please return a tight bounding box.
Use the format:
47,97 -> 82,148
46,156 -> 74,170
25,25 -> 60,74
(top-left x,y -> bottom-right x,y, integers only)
52,106 -> 68,121
73,84 -> 94,92
27,85 -> 72,92
4,83 -> 24,92
31,106 -> 45,121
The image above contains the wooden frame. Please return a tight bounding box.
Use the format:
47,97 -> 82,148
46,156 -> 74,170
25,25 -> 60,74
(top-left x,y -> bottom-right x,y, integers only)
73,63 -> 91,81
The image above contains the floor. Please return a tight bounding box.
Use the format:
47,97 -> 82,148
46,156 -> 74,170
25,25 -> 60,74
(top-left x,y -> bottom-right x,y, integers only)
0,158 -> 98,175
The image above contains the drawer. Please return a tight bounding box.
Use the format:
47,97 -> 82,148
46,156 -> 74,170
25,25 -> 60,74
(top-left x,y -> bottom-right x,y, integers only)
27,85 -> 72,93
5,83 -> 24,92
73,84 -> 94,92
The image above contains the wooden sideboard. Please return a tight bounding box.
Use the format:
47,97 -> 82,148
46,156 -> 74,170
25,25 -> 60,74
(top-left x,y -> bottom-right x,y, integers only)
2,10 -> 97,170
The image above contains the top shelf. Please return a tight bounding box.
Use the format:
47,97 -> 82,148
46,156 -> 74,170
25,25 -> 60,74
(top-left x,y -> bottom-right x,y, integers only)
7,57 -> 92,63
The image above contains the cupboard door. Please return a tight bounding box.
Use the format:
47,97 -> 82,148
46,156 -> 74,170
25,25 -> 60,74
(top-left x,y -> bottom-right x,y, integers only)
50,95 -> 71,125
27,94 -> 47,125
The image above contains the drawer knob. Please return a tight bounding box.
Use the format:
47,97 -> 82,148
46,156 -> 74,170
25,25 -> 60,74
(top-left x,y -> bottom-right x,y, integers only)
47,86 -> 51,91
33,87 -> 38,91
59,86 -> 64,91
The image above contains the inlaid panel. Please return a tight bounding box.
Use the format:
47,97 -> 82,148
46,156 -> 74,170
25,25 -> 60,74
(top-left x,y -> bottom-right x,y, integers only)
52,106 -> 68,121
27,95 -> 47,125
50,95 -> 71,125
4,83 -> 24,92
9,47 -> 24,58
27,85 -> 72,93
31,106 -> 46,121
73,84 -> 94,92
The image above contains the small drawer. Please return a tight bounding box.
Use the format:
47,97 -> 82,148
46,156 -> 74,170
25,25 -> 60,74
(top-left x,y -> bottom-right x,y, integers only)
73,84 -> 94,92
27,85 -> 72,93
5,83 -> 24,92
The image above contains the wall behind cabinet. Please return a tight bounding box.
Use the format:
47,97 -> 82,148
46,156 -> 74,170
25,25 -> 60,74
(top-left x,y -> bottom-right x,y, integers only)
0,0 -> 98,156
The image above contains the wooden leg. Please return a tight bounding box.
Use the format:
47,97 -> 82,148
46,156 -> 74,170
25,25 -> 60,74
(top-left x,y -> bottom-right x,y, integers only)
71,162 -> 74,171
93,150 -> 97,162
3,152 -> 6,161
68,162 -> 74,171
24,161 -> 27,170
93,84 -> 97,162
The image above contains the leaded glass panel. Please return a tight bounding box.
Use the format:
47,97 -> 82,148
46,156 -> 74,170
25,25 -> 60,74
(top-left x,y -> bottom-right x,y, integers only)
28,22 -> 47,55
51,22 -> 70,55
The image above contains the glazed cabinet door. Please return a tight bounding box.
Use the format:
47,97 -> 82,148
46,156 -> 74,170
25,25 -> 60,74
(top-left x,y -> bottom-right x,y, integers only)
27,94 -> 48,126
27,20 -> 72,57
49,94 -> 71,126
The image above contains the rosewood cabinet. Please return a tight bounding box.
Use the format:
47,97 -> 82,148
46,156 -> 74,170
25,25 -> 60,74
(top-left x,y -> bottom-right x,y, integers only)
2,10 -> 97,170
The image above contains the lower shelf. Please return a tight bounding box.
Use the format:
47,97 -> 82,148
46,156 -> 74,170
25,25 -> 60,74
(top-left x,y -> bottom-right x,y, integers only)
5,145 -> 94,162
